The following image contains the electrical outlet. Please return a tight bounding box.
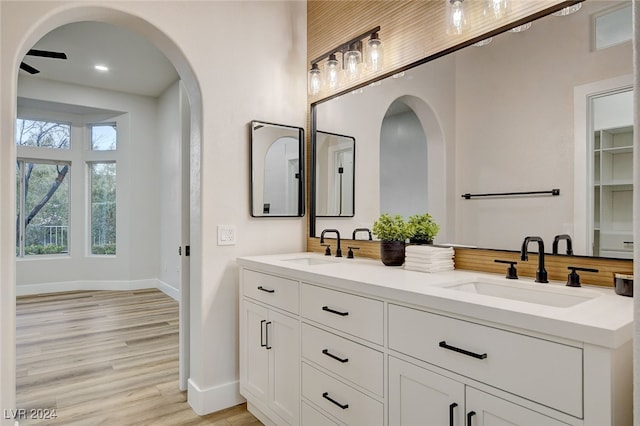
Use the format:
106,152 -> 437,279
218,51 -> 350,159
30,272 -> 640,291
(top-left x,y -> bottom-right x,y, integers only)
217,225 -> 236,246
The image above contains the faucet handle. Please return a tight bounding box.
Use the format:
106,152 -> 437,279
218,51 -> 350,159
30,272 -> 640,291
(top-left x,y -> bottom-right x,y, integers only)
494,259 -> 518,279
566,266 -> 599,287
321,244 -> 331,256
347,246 -> 360,259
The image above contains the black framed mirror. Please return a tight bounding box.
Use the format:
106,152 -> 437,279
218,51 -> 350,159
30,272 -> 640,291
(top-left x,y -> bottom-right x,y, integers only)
250,120 -> 304,217
315,130 -> 355,217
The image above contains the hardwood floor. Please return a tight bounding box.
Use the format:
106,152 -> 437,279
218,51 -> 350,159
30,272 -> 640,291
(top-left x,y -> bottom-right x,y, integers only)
16,289 -> 261,425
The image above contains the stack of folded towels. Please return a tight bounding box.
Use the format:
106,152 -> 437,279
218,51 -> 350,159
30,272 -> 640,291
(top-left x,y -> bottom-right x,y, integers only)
404,245 -> 455,273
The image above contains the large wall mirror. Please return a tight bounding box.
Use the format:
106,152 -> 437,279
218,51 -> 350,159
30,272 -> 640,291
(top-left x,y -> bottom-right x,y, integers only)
310,0 -> 633,258
251,121 -> 304,217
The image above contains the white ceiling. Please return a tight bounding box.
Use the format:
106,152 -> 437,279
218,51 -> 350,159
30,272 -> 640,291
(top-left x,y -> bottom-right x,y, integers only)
21,21 -> 179,98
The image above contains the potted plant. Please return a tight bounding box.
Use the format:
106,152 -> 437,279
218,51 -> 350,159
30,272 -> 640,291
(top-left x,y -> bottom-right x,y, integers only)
408,213 -> 440,244
373,213 -> 411,266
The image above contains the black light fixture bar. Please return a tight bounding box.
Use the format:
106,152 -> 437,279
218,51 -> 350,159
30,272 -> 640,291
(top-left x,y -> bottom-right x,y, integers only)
461,189 -> 560,199
310,26 -> 381,65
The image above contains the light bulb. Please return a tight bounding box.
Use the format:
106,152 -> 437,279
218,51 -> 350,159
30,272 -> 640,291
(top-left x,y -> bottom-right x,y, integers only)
510,22 -> 531,33
447,0 -> 467,35
485,0 -> 509,19
325,53 -> 340,90
344,43 -> 362,81
474,37 -> 493,47
308,63 -> 321,96
366,32 -> 384,73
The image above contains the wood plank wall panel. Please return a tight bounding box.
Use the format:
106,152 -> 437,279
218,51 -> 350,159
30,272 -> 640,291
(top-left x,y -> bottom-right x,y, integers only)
305,0 -> 634,287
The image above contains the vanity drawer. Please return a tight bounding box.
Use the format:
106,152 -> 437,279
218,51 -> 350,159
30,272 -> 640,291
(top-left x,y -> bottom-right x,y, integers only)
242,269 -> 299,314
302,323 -> 383,396
302,362 -> 383,426
301,283 -> 383,345
600,232 -> 633,252
388,304 -> 583,418
302,401 -> 340,426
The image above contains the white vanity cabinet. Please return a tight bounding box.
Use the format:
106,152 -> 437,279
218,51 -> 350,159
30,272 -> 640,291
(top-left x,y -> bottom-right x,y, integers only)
237,256 -> 632,426
239,270 -> 300,425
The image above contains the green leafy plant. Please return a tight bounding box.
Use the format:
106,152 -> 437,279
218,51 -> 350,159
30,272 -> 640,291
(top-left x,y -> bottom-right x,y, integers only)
373,214 -> 411,242
408,213 -> 440,242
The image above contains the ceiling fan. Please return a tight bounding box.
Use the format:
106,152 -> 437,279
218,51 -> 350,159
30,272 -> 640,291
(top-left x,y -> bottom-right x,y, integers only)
20,49 -> 68,75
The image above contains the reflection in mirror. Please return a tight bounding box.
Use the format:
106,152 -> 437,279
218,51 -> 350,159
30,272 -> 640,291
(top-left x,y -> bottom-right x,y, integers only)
311,1 -> 632,257
315,131 -> 355,216
380,100 -> 428,217
250,121 -> 304,217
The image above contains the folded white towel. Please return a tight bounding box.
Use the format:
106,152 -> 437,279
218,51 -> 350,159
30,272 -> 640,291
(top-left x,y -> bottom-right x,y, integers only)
405,258 -> 454,267
406,245 -> 454,255
405,264 -> 455,273
405,253 -> 453,262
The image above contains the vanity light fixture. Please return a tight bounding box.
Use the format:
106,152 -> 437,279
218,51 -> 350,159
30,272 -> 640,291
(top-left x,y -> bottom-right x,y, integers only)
446,0 -> 468,35
307,26 -> 382,96
474,37 -> 493,47
552,2 -> 582,16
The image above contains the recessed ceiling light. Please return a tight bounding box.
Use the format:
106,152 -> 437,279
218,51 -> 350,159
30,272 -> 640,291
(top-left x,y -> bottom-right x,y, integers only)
94,64 -> 109,72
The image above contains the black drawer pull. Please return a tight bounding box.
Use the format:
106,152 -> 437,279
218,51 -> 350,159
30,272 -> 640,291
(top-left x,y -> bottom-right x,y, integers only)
449,403 -> 458,426
439,341 -> 487,360
260,320 -> 267,348
322,306 -> 349,316
467,411 -> 476,425
322,392 -> 349,409
257,285 -> 275,293
322,349 -> 349,363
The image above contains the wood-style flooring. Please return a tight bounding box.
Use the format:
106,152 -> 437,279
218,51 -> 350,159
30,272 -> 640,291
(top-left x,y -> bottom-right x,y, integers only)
16,289 -> 261,426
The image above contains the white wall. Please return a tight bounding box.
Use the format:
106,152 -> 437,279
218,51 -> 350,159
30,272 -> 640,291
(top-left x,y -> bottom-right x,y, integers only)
0,1 -> 307,421
15,76 -> 161,291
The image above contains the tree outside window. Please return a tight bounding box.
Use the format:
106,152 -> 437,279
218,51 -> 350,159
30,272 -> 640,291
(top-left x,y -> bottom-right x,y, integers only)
90,162 -> 117,255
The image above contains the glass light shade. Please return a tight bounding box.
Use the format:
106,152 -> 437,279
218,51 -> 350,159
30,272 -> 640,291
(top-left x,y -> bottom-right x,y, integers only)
474,37 -> 493,47
344,45 -> 362,81
325,53 -> 340,90
484,0 -> 509,19
308,64 -> 321,96
552,3 -> 582,16
510,22 -> 531,32
446,0 -> 468,35
366,33 -> 384,72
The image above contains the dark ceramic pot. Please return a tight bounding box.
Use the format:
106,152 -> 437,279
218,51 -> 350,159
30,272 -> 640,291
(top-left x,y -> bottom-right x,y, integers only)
380,240 -> 406,266
409,237 -> 433,245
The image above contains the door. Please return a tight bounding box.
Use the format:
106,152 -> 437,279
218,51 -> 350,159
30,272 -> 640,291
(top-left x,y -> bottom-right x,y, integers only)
269,309 -> 300,425
242,301 -> 270,402
389,356 -> 464,426
465,387 -> 568,426
179,83 -> 191,390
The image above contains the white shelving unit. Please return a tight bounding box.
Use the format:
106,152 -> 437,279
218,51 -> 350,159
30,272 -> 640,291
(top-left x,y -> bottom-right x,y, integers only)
593,126 -> 633,258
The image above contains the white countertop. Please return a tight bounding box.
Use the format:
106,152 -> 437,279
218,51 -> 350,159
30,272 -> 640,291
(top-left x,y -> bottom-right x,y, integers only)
237,252 -> 633,349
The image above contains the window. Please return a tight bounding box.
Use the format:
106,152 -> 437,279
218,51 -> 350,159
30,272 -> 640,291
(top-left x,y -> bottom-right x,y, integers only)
91,123 -> 117,150
594,4 -> 632,51
16,119 -> 70,149
90,162 -> 117,255
16,160 -> 70,256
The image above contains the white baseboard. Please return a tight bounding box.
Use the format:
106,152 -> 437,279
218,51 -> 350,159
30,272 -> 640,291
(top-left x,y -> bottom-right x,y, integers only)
187,378 -> 245,416
16,278 -> 179,300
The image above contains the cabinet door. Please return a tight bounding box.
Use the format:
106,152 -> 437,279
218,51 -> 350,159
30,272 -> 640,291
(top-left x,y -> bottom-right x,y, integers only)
241,300 -> 270,402
465,387 -> 568,426
269,309 -> 300,425
389,357 -> 465,426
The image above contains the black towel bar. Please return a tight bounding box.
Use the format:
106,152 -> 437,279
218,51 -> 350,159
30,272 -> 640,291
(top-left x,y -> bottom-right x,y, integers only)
461,189 -> 560,200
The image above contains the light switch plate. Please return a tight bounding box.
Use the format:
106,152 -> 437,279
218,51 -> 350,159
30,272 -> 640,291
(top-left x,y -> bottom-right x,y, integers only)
217,225 -> 236,246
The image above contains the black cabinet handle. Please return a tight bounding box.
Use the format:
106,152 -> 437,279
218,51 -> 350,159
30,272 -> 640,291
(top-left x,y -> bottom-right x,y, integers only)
322,349 -> 349,363
322,306 -> 349,316
467,411 -> 476,425
449,403 -> 458,426
260,320 -> 267,348
257,285 -> 275,293
265,321 -> 272,349
322,392 -> 349,409
439,341 -> 487,360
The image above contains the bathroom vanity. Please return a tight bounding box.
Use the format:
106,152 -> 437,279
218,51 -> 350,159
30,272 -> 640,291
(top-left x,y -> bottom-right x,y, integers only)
237,253 -> 633,426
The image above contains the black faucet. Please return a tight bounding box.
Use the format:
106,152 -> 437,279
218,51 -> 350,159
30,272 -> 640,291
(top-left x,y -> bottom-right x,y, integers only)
521,236 -> 548,283
552,234 -> 573,255
352,228 -> 372,240
320,229 -> 342,257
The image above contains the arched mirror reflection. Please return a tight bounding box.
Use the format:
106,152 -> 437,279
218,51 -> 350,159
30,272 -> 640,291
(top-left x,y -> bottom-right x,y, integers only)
250,121 -> 304,217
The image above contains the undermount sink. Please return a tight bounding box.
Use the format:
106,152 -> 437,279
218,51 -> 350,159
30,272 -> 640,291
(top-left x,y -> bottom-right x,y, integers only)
281,257 -> 337,266
446,280 -> 600,308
